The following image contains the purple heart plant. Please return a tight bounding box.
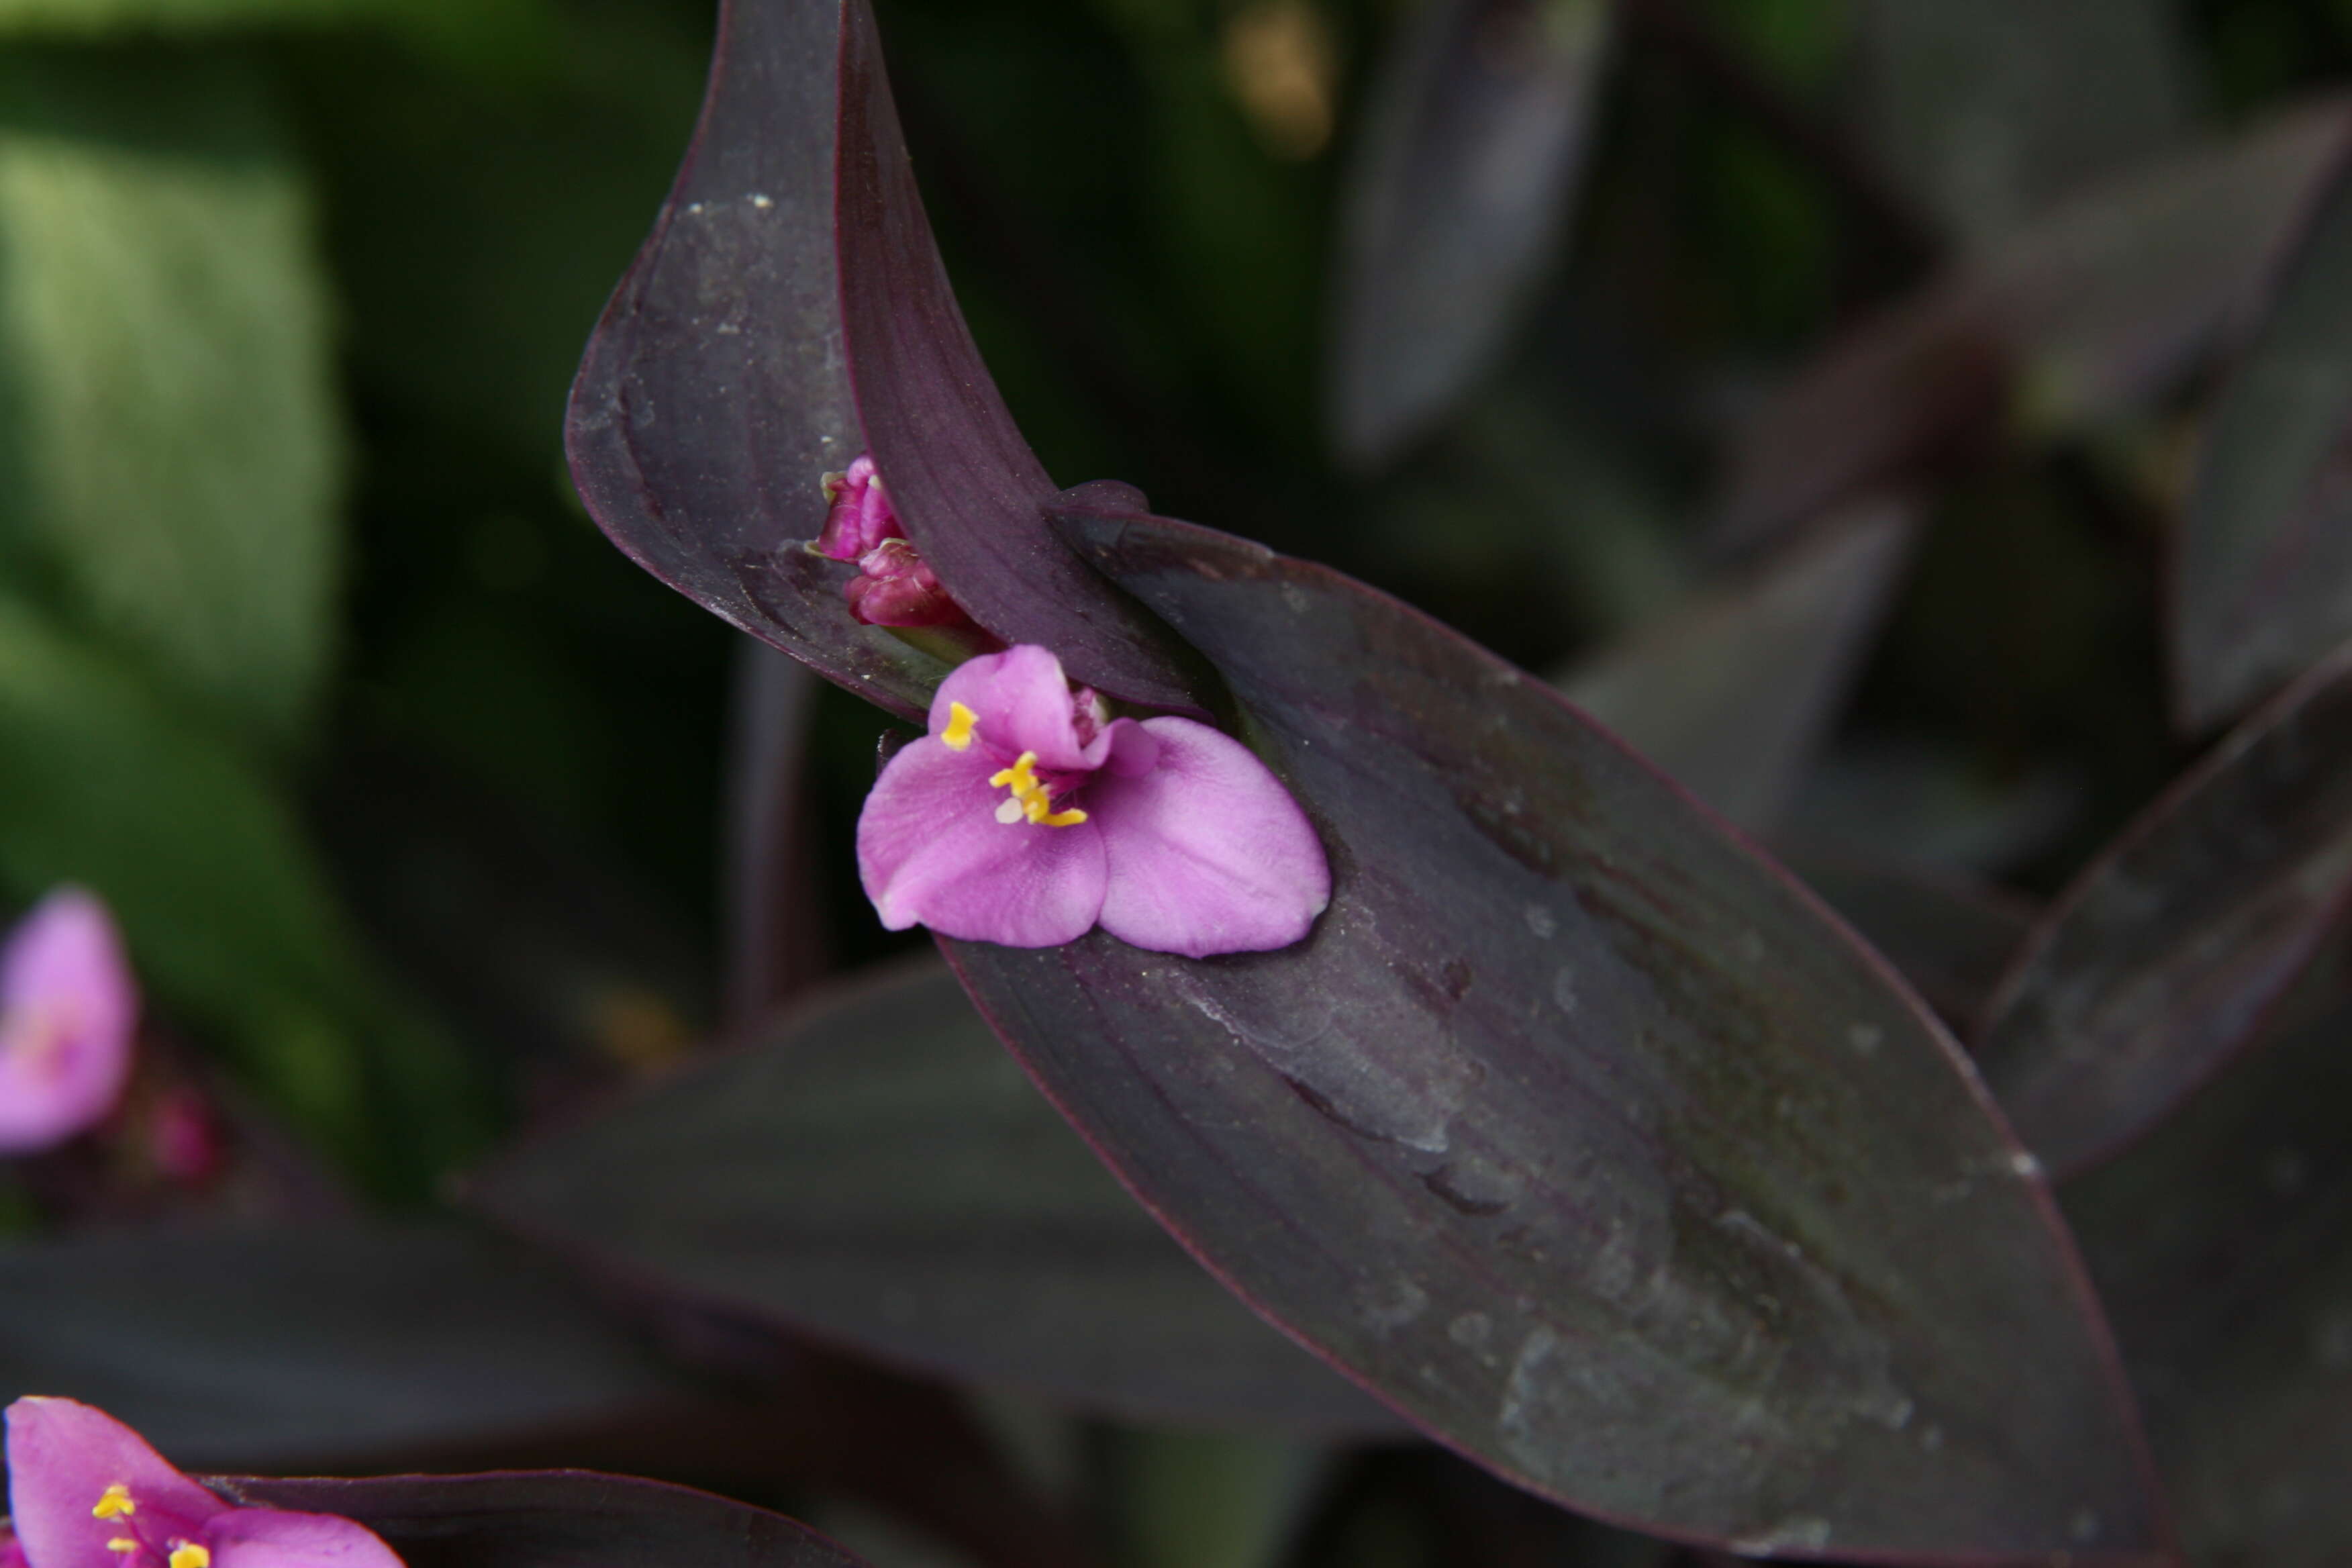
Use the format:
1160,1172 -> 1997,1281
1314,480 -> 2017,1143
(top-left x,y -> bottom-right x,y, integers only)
559,0 -> 2177,1560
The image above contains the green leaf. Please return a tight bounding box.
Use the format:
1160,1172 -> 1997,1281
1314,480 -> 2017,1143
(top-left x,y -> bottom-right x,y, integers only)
0,48 -> 340,742
0,0 -> 558,75
0,591 -> 484,1186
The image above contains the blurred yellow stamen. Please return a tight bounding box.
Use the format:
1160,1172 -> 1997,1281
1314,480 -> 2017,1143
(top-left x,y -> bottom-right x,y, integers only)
941,701 -> 979,752
169,1544 -> 209,1568
107,1541 -> 136,1555
95,1485 -> 136,1520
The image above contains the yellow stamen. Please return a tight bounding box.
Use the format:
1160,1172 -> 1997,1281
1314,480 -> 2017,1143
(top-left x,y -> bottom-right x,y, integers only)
107,1542 -> 136,1555
988,750 -> 1039,793
95,1485 -> 136,1520
941,701 -> 979,752
169,1544 -> 210,1568
985,749 -> 1086,828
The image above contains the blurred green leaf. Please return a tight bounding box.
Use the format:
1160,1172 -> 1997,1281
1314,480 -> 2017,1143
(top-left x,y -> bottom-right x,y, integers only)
0,48 -> 339,743
1120,1432 -> 1327,1568
0,0 -> 557,77
0,590 -> 483,1187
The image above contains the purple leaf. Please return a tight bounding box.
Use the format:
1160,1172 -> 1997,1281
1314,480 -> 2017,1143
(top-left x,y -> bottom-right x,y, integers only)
2061,976 -> 2352,1567
567,0 -> 1206,718
830,3 -> 1206,714
1855,0 -> 2190,246
1976,638 -> 2352,1179
1557,501 -> 1918,834
473,958 -> 1400,1436
565,0 -> 944,722
940,500 -> 2165,1563
1781,847 -> 2039,1036
0,1224 -> 675,1471
1328,0 -> 1615,466
2173,152 -> 2352,734
1717,98 -> 2352,554
226,1473 -> 871,1568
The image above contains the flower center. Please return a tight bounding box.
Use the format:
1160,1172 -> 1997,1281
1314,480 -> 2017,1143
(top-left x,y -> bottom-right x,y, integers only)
988,752 -> 1088,829
91,1485 -> 209,1568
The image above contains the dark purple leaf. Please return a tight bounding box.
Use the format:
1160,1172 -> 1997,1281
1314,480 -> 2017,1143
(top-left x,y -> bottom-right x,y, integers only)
1781,847 -> 2039,1035
1717,99 -> 2352,554
0,1224 -> 674,1471
564,0 -> 944,722
832,2 -> 1207,713
1328,0 -> 1615,466
1976,638 -> 2352,1178
228,1472 -> 871,1568
2173,150 -> 2352,734
1856,0 -> 2189,245
1557,501 -> 1918,834
473,958 -> 1400,1436
565,0 -> 1204,719
2061,980 -> 2352,1568
936,501 -> 2165,1563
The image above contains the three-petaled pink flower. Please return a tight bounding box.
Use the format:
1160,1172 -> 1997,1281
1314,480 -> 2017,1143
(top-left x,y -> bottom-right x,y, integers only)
3,1398 -> 402,1568
857,645 -> 1330,956
0,890 -> 137,1156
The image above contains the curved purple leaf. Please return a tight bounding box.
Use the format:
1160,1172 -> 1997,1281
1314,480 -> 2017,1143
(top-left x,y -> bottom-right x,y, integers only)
473,959 -> 1401,1436
2061,983 -> 2352,1568
934,501 -> 2165,1562
2173,149 -> 2352,735
1717,98 -> 2352,554
565,0 -> 944,722
1976,638 -> 2352,1179
833,2 -> 1206,714
1328,0 -> 1615,467
565,0 -> 1204,720
228,1473 -> 869,1568
1557,501 -> 1918,834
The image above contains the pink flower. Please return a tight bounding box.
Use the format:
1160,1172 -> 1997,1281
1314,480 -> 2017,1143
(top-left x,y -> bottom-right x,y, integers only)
814,455 -> 985,632
3,1398 -> 402,1568
0,890 -> 137,1156
857,645 -> 1330,956
814,454 -> 899,562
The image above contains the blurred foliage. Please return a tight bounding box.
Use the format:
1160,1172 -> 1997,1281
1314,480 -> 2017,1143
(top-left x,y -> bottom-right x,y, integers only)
5,0 -> 2352,1558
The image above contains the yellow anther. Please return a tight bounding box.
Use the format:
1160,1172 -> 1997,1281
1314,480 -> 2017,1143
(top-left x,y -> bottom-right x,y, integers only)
988,750 -> 1040,793
107,1541 -> 136,1555
940,701 -> 979,752
168,1544 -> 209,1568
985,749 -> 1085,829
95,1485 -> 136,1520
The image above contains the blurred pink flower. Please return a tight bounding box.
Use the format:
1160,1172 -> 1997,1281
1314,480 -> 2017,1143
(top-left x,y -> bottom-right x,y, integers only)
858,645 -> 1330,955
0,890 -> 137,1156
4,1398 -> 402,1568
